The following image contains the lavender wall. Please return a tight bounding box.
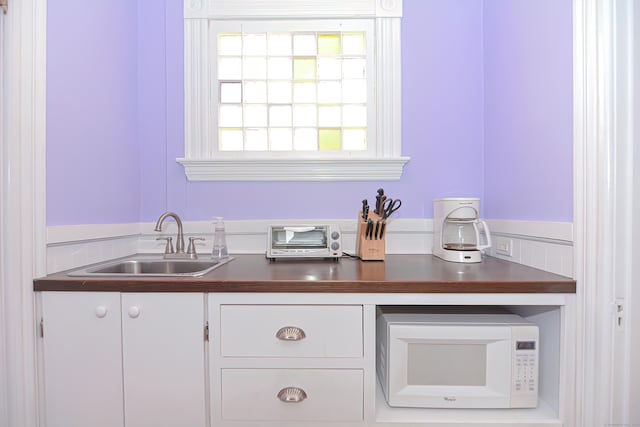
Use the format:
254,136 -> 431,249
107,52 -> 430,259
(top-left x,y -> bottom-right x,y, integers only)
46,0 -> 573,226
483,0 -> 573,221
46,0 -> 140,225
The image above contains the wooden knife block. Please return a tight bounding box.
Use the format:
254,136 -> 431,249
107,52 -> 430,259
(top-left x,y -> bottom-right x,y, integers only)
356,211 -> 386,261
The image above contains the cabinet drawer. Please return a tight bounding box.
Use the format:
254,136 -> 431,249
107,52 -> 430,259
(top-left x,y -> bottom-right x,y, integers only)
220,305 -> 363,358
221,369 -> 363,421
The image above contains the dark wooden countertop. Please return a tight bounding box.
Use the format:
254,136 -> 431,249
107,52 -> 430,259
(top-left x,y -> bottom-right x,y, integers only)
33,254 -> 576,293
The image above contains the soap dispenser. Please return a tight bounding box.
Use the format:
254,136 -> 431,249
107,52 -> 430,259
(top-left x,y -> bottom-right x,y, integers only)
211,217 -> 229,260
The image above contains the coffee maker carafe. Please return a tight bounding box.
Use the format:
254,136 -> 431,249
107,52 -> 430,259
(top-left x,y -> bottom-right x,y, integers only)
433,198 -> 492,263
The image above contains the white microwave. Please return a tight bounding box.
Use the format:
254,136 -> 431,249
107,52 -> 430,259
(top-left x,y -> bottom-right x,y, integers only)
377,306 -> 539,409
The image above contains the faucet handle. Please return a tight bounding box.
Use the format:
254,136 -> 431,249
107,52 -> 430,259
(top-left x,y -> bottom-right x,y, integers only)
187,237 -> 205,256
156,237 -> 174,254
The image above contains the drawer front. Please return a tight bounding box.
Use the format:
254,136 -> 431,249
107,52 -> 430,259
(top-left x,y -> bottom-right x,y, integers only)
220,305 -> 363,358
221,369 -> 363,421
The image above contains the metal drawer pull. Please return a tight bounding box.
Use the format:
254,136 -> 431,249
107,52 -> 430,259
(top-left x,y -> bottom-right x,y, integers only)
277,387 -> 308,403
275,326 -> 306,341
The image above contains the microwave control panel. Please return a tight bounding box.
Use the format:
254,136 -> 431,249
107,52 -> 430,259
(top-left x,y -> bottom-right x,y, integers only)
510,325 -> 539,408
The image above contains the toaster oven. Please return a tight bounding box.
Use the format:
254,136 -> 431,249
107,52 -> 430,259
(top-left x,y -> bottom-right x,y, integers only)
266,225 -> 342,260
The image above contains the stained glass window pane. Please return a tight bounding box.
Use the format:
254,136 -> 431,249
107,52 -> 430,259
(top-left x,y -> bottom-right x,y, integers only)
343,59 -> 366,79
343,33 -> 366,55
342,80 -> 367,103
318,58 -> 342,80
243,81 -> 267,103
219,129 -> 244,151
243,34 -> 267,55
293,34 -> 317,55
293,82 -> 317,103
219,105 -> 243,127
243,58 -> 267,79
220,82 -> 242,103
270,128 -> 293,150
218,58 -> 242,80
245,128 -> 268,151
293,105 -> 317,127
269,105 -> 292,127
293,58 -> 317,80
318,106 -> 341,127
318,34 -> 341,55
268,34 -> 292,55
318,129 -> 341,151
243,105 -> 268,127
219,35 -> 242,55
294,128 -> 318,150
268,57 -> 292,79
342,105 -> 367,127
342,129 -> 367,150
268,81 -> 292,103
317,81 -> 341,104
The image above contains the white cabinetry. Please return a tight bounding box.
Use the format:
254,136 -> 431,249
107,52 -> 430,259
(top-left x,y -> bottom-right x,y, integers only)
39,292 -> 206,427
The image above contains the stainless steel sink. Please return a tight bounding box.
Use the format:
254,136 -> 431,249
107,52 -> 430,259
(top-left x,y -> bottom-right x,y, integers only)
68,255 -> 234,277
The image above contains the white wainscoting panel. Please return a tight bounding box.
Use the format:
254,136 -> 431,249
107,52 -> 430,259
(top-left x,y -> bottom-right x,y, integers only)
46,219 -> 573,277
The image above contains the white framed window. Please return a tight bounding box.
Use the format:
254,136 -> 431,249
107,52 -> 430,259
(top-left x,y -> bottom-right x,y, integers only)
179,0 -> 408,181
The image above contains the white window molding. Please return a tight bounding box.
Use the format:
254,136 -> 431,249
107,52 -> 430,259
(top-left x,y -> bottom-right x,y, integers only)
179,0 -> 409,181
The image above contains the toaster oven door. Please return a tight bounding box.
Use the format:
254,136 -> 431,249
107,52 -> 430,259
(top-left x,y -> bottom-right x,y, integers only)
270,226 -> 329,253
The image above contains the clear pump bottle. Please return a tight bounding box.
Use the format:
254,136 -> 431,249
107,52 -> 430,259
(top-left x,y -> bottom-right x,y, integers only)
211,216 -> 229,260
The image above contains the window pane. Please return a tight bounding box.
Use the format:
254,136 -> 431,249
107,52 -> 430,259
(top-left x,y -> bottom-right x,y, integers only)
293,82 -> 317,103
294,128 -> 318,150
269,128 -> 293,150
343,33 -> 366,55
318,129 -> 341,150
318,58 -> 342,80
268,57 -> 292,79
218,35 -> 242,56
243,81 -> 267,103
268,33 -> 292,55
343,129 -> 367,150
245,128 -> 268,151
318,34 -> 341,55
293,58 -> 317,80
293,105 -> 317,127
342,79 -> 367,103
219,105 -> 243,127
343,58 -> 366,79
243,34 -> 267,55
244,104 -> 268,127
219,129 -> 243,151
220,82 -> 242,103
243,57 -> 267,79
218,57 -> 242,79
317,81 -> 341,104
293,34 -> 317,55
269,105 -> 292,127
342,105 -> 367,127
318,106 -> 341,127
268,81 -> 292,103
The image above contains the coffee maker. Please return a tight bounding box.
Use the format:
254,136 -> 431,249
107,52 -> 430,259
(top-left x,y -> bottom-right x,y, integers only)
432,198 -> 492,263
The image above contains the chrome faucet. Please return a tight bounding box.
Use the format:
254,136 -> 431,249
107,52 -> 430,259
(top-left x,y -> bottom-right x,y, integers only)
154,212 -> 186,255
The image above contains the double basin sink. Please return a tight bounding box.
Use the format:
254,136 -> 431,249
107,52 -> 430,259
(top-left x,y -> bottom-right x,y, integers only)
68,254 -> 234,277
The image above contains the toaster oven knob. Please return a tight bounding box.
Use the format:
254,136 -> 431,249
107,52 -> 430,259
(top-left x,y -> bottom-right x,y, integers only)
331,242 -> 340,251
331,231 -> 340,240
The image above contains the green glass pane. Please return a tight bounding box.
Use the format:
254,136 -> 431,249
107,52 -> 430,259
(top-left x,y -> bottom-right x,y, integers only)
343,33 -> 366,55
293,34 -> 317,56
294,58 -> 317,80
318,34 -> 341,55
219,82 -> 242,103
318,129 -> 341,151
218,35 -> 241,56
219,129 -> 243,151
342,129 -> 367,150
293,128 -> 318,151
268,34 -> 292,55
245,128 -> 268,151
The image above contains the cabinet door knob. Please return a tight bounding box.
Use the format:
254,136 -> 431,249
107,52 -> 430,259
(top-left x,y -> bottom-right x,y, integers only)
277,387 -> 307,403
128,306 -> 141,318
275,326 -> 306,341
95,306 -> 108,318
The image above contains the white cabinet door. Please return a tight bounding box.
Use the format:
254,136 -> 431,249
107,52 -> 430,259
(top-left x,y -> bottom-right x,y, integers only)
41,292 -> 124,427
121,293 -> 207,427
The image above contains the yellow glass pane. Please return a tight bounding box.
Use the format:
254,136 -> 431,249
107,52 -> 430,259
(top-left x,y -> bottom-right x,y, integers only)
294,58 -> 316,80
318,34 -> 341,55
319,129 -> 341,151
